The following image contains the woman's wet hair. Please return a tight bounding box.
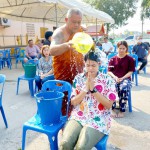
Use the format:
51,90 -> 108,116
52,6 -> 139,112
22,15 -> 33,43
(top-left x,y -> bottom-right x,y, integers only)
117,41 -> 128,51
84,51 -> 101,63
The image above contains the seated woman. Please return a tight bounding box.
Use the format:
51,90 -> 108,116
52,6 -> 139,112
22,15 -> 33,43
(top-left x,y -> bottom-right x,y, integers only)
35,45 -> 53,91
108,41 -> 135,118
60,51 -> 118,150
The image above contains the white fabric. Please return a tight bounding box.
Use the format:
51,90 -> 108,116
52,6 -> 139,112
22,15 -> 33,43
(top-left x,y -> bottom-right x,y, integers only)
95,47 -> 108,67
102,42 -> 114,53
0,0 -> 114,24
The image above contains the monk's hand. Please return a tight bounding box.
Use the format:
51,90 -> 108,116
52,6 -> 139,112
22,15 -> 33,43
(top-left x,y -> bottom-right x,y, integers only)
67,40 -> 76,51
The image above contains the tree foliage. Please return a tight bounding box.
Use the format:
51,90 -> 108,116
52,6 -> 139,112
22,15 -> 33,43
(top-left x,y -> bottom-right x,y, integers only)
83,0 -> 138,29
141,0 -> 150,19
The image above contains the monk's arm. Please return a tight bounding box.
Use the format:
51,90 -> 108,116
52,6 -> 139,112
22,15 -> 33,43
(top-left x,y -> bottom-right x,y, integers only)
50,30 -> 71,56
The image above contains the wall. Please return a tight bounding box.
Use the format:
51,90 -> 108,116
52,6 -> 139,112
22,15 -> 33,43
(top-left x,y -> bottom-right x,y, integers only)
0,19 -> 54,47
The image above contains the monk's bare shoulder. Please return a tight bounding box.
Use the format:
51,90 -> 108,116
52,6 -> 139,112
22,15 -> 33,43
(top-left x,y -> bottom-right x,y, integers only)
51,27 -> 65,45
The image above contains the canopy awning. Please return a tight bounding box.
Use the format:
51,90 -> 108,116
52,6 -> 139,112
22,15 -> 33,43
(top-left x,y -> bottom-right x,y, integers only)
0,0 -> 114,26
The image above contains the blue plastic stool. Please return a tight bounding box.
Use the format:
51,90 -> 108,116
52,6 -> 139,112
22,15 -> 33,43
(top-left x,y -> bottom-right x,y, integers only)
16,75 -> 35,97
95,135 -> 109,150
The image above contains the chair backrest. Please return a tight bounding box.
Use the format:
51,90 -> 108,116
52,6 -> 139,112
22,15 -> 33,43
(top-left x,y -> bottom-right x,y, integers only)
3,49 -> 11,60
129,53 -> 138,68
128,45 -> 134,54
41,80 -> 72,116
0,74 -> 6,106
19,49 -> 25,58
0,50 -> 5,59
107,52 -> 117,60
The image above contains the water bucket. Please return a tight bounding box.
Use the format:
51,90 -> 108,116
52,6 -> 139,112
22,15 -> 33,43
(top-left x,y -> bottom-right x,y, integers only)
23,63 -> 36,78
35,91 -> 64,125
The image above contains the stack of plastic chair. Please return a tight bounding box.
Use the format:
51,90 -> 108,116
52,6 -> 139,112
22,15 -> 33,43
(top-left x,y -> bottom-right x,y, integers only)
16,60 -> 38,97
0,74 -> 8,128
95,135 -> 109,150
129,54 -> 138,86
21,80 -> 72,150
15,49 -> 25,68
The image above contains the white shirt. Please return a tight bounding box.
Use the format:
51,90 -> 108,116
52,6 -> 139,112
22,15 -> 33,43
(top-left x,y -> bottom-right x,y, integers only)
102,42 -> 114,52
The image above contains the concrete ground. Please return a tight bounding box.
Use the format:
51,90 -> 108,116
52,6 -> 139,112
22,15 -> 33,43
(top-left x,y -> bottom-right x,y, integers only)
0,58 -> 150,150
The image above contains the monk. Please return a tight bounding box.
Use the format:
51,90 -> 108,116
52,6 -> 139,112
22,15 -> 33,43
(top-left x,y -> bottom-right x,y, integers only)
50,8 -> 85,115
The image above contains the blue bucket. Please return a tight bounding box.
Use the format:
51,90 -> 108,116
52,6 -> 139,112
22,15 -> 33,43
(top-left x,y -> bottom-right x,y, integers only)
35,91 -> 64,125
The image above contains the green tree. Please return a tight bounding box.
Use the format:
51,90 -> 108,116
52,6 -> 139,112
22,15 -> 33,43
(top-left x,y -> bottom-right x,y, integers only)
141,0 -> 150,19
84,0 -> 138,33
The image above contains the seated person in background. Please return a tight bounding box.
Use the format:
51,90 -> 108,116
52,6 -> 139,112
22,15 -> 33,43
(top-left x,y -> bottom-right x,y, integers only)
24,39 -> 40,63
43,31 -> 53,46
60,51 -> 118,150
36,39 -> 43,50
102,37 -> 114,56
108,41 -> 135,118
132,36 -> 150,74
35,45 -> 53,91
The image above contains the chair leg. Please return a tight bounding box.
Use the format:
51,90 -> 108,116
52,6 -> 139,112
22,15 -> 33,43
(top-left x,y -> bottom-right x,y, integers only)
135,72 -> 138,86
132,73 -> 134,82
28,80 -> 34,97
128,89 -> 132,112
16,78 -> 20,95
22,126 -> 27,150
0,106 -> 8,128
48,134 -> 58,150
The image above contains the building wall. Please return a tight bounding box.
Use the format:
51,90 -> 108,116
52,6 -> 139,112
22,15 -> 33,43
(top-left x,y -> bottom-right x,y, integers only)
0,19 -> 53,47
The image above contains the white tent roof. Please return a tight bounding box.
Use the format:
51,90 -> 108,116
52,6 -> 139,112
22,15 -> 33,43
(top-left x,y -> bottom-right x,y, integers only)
0,0 -> 114,25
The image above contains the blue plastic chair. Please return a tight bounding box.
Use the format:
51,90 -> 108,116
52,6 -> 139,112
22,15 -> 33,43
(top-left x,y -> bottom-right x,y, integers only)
0,74 -> 8,128
0,51 -> 4,70
128,45 -> 133,54
113,45 -> 117,52
99,66 -> 107,74
129,54 -> 138,86
95,135 -> 109,150
16,60 -> 38,97
107,52 -> 117,60
21,80 -> 72,150
3,49 -> 12,69
16,75 -> 35,97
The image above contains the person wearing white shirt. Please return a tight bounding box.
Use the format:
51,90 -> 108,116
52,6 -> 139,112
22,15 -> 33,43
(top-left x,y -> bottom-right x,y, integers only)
102,37 -> 114,56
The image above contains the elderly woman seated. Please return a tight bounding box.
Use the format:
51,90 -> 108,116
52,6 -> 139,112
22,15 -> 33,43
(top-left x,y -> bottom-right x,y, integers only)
60,50 -> 118,150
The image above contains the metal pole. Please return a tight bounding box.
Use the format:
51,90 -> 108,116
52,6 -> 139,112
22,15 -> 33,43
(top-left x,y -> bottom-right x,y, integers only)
55,4 -> 58,28
142,18 -> 144,37
96,18 -> 98,41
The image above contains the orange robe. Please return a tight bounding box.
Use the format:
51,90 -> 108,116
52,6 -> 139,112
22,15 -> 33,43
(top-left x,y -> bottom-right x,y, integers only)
53,32 -> 84,116
53,34 -> 84,84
